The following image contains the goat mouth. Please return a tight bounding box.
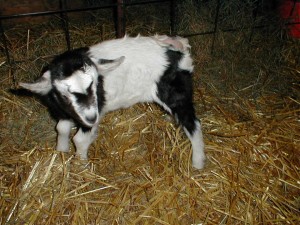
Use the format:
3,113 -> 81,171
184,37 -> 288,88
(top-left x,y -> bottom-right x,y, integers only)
80,114 -> 98,127
74,116 -> 97,129
85,115 -> 97,124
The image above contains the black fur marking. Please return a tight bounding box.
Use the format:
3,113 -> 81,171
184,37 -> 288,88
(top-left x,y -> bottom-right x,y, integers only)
10,88 -> 35,97
81,126 -> 92,133
73,92 -> 89,104
72,82 -> 94,106
42,90 -> 71,121
50,47 -> 91,79
98,59 -> 115,64
96,75 -> 105,116
156,50 -> 197,135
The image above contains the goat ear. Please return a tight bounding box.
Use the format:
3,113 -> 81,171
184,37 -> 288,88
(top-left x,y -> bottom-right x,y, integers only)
96,56 -> 125,73
19,70 -> 52,95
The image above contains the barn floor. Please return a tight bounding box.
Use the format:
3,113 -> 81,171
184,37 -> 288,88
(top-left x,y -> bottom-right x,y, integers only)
1,1 -> 300,224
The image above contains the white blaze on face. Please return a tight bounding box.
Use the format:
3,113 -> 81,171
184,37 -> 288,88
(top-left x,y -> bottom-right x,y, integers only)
66,66 -> 97,94
54,65 -> 100,127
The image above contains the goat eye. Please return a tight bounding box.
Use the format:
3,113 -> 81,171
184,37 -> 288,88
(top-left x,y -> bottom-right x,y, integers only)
86,82 -> 93,94
72,92 -> 87,103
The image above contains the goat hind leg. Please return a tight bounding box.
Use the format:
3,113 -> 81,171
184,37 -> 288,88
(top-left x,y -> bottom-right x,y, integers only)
172,102 -> 205,169
155,98 -> 205,169
183,118 -> 205,169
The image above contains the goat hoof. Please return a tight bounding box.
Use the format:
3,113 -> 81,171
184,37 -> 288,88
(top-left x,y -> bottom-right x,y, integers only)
192,156 -> 206,169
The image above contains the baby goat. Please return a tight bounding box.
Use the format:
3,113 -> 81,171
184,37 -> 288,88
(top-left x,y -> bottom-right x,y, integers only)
19,35 -> 205,169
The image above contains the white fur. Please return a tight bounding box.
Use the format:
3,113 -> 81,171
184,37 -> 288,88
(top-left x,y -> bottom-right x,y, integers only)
73,125 -> 98,159
54,65 -> 97,95
65,72 -> 92,94
89,35 -> 192,113
56,120 -> 73,152
152,35 -> 191,54
184,121 -> 205,169
19,71 -> 52,95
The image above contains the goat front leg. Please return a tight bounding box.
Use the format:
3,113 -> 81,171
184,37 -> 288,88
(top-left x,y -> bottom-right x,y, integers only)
73,125 -> 99,159
56,119 -> 73,152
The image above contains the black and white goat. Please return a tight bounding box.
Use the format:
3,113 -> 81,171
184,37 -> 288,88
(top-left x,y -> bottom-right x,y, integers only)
19,35 -> 205,169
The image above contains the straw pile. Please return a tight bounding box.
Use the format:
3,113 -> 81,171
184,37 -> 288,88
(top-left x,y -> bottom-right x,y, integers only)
1,1 -> 299,224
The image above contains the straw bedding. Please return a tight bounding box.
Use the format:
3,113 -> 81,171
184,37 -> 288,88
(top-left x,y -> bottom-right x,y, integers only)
0,1 -> 299,224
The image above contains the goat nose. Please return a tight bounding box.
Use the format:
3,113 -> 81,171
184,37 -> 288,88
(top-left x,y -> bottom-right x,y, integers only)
85,114 -> 97,124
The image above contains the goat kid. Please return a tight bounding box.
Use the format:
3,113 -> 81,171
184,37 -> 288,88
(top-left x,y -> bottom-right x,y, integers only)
19,35 -> 205,169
